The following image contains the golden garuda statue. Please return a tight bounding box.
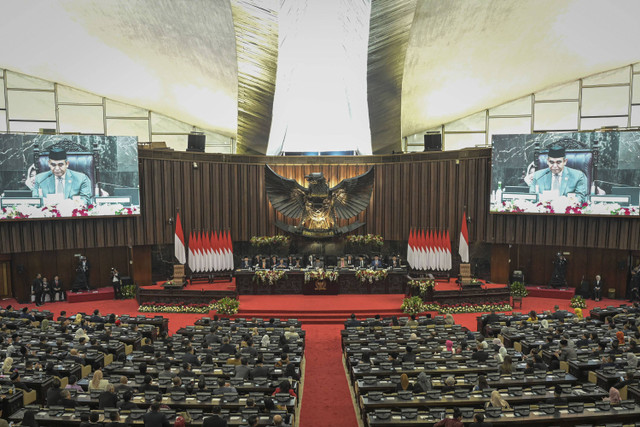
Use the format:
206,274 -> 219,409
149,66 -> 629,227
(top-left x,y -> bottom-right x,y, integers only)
265,165 -> 374,237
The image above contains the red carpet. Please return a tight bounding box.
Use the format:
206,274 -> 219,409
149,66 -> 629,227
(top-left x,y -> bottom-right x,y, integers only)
298,324 -> 358,427
67,287 -> 115,303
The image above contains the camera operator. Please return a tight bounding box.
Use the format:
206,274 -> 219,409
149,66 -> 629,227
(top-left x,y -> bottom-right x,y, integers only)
111,268 -> 122,299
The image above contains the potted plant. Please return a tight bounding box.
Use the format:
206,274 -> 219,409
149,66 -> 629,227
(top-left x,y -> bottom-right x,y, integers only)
570,295 -> 587,309
401,296 -> 426,315
510,281 -> 528,308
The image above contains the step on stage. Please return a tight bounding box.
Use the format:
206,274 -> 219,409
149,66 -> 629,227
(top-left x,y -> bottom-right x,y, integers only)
136,279 -> 238,304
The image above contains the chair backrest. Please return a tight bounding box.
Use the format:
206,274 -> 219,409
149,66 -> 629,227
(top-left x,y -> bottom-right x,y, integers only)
34,140 -> 99,193
534,138 -> 600,191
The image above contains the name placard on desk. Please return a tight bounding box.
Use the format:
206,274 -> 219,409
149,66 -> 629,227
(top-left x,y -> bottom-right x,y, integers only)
590,194 -> 631,205
1,197 -> 42,207
94,196 -> 131,205
501,193 -> 538,203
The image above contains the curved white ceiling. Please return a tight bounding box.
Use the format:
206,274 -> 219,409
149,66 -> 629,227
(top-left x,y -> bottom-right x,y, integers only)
402,0 -> 640,136
0,0 -> 238,136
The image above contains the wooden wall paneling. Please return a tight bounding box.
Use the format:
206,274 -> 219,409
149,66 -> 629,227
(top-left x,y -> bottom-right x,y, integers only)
569,248 -> 588,287
490,244 -> 509,284
132,245 -> 152,285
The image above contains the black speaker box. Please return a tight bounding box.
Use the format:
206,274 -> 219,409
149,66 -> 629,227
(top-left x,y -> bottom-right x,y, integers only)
424,134 -> 442,152
187,133 -> 206,152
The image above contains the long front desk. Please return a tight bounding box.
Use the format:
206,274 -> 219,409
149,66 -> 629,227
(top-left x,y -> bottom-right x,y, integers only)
235,270 -> 408,295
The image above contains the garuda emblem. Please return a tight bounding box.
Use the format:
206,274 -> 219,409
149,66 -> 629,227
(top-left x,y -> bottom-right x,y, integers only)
265,165 -> 375,238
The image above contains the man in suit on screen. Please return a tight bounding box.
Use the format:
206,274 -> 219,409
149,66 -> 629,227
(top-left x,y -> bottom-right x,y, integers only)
528,145 -> 588,203
32,147 -> 92,205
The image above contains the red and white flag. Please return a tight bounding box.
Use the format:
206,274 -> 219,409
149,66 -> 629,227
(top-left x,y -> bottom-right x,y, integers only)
407,229 -> 415,269
188,231 -> 195,272
419,229 -> 426,270
204,232 -> 212,272
459,211 -> 469,263
174,213 -> 186,265
212,231 -> 220,271
445,230 -> 452,270
225,231 -> 234,270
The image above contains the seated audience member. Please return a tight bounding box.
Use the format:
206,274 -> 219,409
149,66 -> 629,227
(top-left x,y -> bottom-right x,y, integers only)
471,342 -> 489,362
605,386 -> 622,405
47,377 -> 63,406
346,313 -> 361,327
143,402 -> 170,427
445,340 -> 454,353
65,375 -> 83,392
88,369 -> 109,391
523,359 -> 535,374
115,376 -> 132,393
498,355 -> 513,375
434,407 -> 464,427
22,410 -> 39,427
469,413 -> 492,427
272,414 -> 289,427
202,405 -> 228,427
118,390 -> 139,411
234,357 -> 251,379
413,372 -> 432,393
1,357 -> 13,374
555,339 -> 577,361
487,390 -> 510,409
473,374 -> 489,391
168,376 -> 184,394
213,377 -> 238,395
245,415 -> 259,427
98,383 -> 118,409
402,345 -> 417,363
396,373 -> 413,391
272,379 -> 297,398
251,355 -> 270,379
178,362 -> 195,378
139,374 -> 159,392
284,326 -> 299,341
444,313 -> 455,325
527,310 -> 538,322
284,361 -> 300,381
105,411 -> 127,427
60,389 -> 77,408
405,314 -> 419,326
441,376 -> 456,393
10,372 -> 32,392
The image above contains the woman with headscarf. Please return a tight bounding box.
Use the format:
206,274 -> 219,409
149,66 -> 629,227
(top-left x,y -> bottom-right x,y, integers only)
413,372 -> 432,393
540,319 -> 549,330
606,387 -> 621,404
74,313 -> 82,324
396,373 -> 412,391
2,357 -> 13,374
626,352 -> 638,369
445,340 -> 454,352
261,333 -> 270,348
496,346 -> 508,363
75,327 -> 89,341
574,307 -> 583,320
441,376 -> 456,393
40,318 -> 50,331
616,331 -> 625,346
444,314 -> 455,325
487,390 -> 511,409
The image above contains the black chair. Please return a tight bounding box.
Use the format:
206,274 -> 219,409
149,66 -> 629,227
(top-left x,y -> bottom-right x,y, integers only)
401,408 -> 418,419
397,390 -> 412,401
538,403 -> 555,414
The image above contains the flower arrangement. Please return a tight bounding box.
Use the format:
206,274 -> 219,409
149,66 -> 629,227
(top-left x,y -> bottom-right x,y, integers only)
408,279 -> 435,293
304,269 -> 340,283
570,295 -> 587,309
120,283 -> 137,299
510,281 -> 528,298
0,200 -> 140,220
213,297 -> 240,315
401,296 -> 426,315
250,235 -> 290,247
436,302 -> 512,314
355,268 -> 388,283
401,299 -> 512,315
139,301 -> 215,314
346,234 -> 384,246
490,198 -> 639,216
253,269 -> 286,285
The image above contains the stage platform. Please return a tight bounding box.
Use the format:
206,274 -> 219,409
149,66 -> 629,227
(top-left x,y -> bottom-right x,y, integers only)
414,279 -> 511,305
136,279 -> 238,305
67,287 -> 114,303
526,286 -> 575,300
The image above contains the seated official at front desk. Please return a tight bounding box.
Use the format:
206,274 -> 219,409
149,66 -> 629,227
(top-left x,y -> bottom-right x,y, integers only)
237,254 -> 406,271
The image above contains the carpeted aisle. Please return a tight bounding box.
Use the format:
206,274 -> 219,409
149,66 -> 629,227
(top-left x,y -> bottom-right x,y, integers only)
298,324 -> 359,427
